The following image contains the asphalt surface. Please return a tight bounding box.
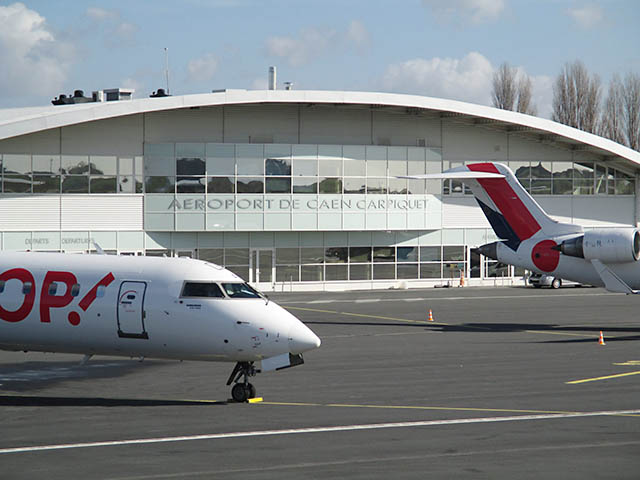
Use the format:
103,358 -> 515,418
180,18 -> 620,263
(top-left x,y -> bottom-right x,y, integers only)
1,285 -> 639,479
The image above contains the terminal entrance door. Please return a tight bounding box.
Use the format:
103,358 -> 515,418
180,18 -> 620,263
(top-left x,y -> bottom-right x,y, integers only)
250,249 -> 275,290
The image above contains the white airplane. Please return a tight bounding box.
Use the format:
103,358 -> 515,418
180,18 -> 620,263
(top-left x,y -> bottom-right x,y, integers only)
0,251 -> 321,402
403,162 -> 640,294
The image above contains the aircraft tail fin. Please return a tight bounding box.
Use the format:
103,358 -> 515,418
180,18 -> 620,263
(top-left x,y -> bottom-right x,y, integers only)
402,162 -> 581,250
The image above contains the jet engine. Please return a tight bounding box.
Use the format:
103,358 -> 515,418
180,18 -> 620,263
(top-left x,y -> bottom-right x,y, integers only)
556,228 -> 640,263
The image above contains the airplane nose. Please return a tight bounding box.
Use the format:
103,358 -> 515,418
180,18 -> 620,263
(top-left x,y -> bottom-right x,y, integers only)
288,320 -> 321,354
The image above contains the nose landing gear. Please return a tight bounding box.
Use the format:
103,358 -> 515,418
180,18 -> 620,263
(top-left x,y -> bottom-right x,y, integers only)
226,361 -> 258,402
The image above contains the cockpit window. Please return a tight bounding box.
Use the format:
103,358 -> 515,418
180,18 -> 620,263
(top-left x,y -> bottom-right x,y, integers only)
182,282 -> 225,298
221,283 -> 261,298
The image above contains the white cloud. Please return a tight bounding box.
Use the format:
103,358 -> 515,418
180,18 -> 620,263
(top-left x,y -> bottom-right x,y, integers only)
567,4 -> 603,29
85,7 -> 137,45
347,20 -> 369,49
266,21 -> 370,66
422,0 -> 505,24
0,3 -> 72,97
186,53 -> 219,82
86,7 -> 118,21
381,52 -> 555,118
381,52 -> 494,105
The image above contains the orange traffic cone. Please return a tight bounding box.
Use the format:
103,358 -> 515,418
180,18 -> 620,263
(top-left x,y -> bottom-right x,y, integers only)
598,331 -> 606,346
428,309 -> 434,322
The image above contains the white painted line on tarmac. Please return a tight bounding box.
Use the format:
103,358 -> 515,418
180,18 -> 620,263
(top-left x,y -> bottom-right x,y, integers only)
2,409 -> 638,455
282,292 -> 618,305
355,299 -> 380,303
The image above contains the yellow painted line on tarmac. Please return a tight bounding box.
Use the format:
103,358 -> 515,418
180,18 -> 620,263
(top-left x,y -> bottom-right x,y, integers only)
248,397 -> 263,404
566,370 -> 640,385
614,360 -> 640,366
524,330 -> 594,338
284,305 -> 441,326
286,305 -> 600,338
259,401 -> 640,417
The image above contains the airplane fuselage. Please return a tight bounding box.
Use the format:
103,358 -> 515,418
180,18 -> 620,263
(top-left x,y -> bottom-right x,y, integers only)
0,252 -> 319,363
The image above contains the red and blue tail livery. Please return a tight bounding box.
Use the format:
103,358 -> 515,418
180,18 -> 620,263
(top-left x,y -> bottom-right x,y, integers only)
403,162 -> 640,294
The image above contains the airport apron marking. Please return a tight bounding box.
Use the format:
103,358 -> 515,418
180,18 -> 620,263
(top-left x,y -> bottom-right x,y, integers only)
1,409 -> 639,454
566,370 -> 640,384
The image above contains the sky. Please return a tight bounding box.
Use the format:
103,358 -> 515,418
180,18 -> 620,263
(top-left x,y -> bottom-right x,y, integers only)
0,0 -> 638,118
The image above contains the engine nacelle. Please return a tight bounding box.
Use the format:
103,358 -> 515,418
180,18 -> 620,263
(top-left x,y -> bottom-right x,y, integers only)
557,228 -> 640,263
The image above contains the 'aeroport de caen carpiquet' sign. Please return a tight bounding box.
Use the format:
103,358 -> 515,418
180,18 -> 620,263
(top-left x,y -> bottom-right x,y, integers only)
166,197 -> 429,212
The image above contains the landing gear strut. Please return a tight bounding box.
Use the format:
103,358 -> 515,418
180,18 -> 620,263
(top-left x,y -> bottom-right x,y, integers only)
226,361 -> 258,402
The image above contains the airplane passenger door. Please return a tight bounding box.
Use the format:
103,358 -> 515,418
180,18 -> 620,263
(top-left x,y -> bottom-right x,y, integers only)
117,281 -> 148,339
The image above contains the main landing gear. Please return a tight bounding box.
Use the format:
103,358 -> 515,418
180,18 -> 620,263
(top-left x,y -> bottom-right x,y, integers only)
226,361 -> 258,402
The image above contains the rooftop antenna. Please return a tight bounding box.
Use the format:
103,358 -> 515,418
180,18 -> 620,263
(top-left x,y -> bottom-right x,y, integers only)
164,47 -> 170,94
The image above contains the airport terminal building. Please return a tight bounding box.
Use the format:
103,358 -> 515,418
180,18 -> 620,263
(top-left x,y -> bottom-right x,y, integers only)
1,88 -> 639,291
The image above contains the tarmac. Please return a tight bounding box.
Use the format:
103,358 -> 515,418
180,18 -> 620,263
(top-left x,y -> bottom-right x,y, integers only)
1,285 -> 639,479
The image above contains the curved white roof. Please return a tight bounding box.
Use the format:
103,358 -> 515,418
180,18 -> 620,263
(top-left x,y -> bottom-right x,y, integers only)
1,89 -> 638,168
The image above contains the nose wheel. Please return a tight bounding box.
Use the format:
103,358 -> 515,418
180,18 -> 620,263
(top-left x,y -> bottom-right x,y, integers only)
226,361 -> 259,402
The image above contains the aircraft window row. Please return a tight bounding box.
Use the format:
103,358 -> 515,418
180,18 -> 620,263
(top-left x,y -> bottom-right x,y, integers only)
181,282 -> 261,299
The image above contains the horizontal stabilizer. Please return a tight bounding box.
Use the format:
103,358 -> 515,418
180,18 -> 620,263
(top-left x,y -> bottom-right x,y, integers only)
591,259 -> 639,295
399,171 -> 504,180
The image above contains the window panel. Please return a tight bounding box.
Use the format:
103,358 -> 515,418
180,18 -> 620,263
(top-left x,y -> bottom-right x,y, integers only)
144,156 -> 174,176
293,177 -> 317,193
265,158 -> 291,176
237,177 -> 264,194
236,144 -> 263,175
118,175 -> 134,193
145,143 -> 174,157
530,179 -> 551,195
325,264 -> 348,280
420,263 -> 442,278
207,176 -> 235,193
276,265 -> 299,282
349,264 -> 371,280
325,247 -> 347,263
199,248 -> 224,264
397,263 -> 418,279
407,179 -> 426,195
573,161 -> 594,178
62,176 -> 88,193
552,178 -> 572,195
443,246 -> 465,261
225,248 -> 250,265
373,246 -> 395,262
265,177 -> 291,193
144,176 -> 175,193
90,156 -> 117,175
177,177 -> 206,193
118,157 -> 134,175
33,155 -> 60,174
301,265 -> 323,281
388,178 -> 407,194
373,263 -> 395,279
276,248 -> 299,264
319,178 -> 342,194
33,175 -> 60,193
397,246 -> 418,262
530,162 -> 551,179
3,175 -> 31,193
367,178 -> 387,194
292,158 -> 317,176
318,159 -> 342,176
349,247 -> 371,263
226,266 -> 249,281
62,155 -> 89,175
90,176 -> 117,193
344,178 -> 365,194
177,157 -> 205,176
420,246 -> 441,261
176,143 -> 205,158
574,178 -> 593,195
3,154 -> 31,174
301,247 -> 324,264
